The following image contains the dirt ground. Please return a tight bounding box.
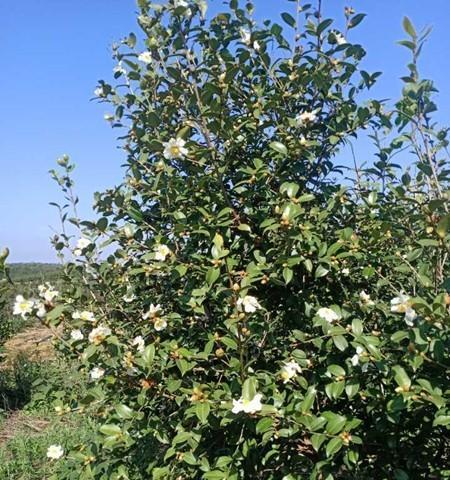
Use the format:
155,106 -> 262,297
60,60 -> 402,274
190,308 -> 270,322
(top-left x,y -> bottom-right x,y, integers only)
0,410 -> 49,445
0,324 -> 57,445
1,324 -> 56,367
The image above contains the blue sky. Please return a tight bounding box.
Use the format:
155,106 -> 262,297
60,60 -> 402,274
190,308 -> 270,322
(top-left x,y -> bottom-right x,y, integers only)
1,0 -> 450,263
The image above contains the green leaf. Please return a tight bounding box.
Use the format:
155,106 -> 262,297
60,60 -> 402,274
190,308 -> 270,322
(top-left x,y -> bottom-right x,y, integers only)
326,413 -> 346,435
242,377 -> 257,401
326,437 -> 343,457
221,336 -> 238,350
213,233 -> 224,248
195,402 -> 210,424
352,319 -> 363,337
283,267 -> 293,285
99,424 -> 122,436
315,265 -> 329,279
325,381 -> 345,400
280,182 -> 299,198
300,387 -> 316,413
281,12 -> 296,27
417,239 -> 439,247
115,404 -> 134,419
403,16 -> 417,38
349,13 -> 366,29
206,267 -> 220,286
311,433 -> 326,452
269,141 -> 288,155
333,335 -> 348,351
256,417 -> 274,434
433,415 -> 450,427
143,344 -> 155,366
392,365 -> 411,390
345,381 -> 360,399
46,304 -> 65,323
203,472 -> 228,480
327,364 -> 346,377
237,223 -> 252,232
437,214 -> 450,239
97,217 -> 108,231
317,19 -> 333,35
298,193 -> 315,203
391,331 -> 409,343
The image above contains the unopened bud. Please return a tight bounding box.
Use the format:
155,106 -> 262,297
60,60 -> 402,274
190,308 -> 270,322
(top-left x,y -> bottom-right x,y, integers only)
0,247 -> 9,261
57,154 -> 70,167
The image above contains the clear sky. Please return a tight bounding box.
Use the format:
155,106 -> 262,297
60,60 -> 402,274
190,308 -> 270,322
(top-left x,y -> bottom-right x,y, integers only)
1,0 -> 450,263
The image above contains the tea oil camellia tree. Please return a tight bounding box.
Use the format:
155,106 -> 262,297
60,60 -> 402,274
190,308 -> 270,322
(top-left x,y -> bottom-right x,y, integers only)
38,1 -> 450,479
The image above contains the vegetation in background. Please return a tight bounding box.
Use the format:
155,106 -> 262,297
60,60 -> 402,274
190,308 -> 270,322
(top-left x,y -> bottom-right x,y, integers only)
8,1 -> 450,479
0,263 -> 61,283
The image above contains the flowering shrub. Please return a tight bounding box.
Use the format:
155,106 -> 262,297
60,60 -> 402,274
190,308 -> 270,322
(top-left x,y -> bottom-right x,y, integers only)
32,2 -> 450,479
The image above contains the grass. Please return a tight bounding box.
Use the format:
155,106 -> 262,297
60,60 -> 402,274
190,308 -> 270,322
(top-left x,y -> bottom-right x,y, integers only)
0,412 -> 95,480
0,263 -> 97,479
0,343 -> 96,479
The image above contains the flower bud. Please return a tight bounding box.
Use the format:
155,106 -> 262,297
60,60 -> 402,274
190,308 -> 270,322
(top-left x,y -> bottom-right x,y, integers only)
0,247 -> 9,262
57,154 -> 70,167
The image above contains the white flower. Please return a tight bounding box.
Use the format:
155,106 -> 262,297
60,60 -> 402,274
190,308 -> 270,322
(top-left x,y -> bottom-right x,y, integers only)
173,0 -> 189,7
88,325 -> 111,345
104,113 -> 114,122
70,329 -> 84,341
72,310 -> 96,322
132,335 -> 145,353
334,32 -> 347,45
390,293 -> 417,327
351,346 -> 365,366
46,444 -> 64,460
138,51 -> 152,64
13,295 -> 34,318
341,268 -> 350,276
113,63 -> 126,75
359,290 -> 375,306
299,135 -> 308,146
126,367 -> 139,376
390,292 -> 411,313
89,367 -> 105,381
280,360 -> 302,383
143,304 -> 162,320
253,40 -> 261,51
154,244 -> 171,261
317,307 -> 340,323
154,318 -> 168,331
296,111 -> 318,127
74,237 -> 91,256
240,28 -> 252,45
232,393 -> 263,414
163,138 -> 188,160
36,302 -> 47,319
38,283 -> 59,303
94,86 -> 104,97
237,295 -> 262,313
404,307 -> 417,327
123,291 -> 136,303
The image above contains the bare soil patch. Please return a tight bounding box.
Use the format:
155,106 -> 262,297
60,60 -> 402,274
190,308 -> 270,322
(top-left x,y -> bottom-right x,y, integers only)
0,411 -> 49,446
1,324 -> 55,367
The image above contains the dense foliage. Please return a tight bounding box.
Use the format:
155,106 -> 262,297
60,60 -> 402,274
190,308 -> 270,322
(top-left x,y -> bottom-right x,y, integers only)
16,1 -> 450,479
